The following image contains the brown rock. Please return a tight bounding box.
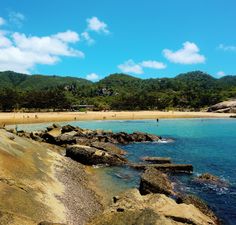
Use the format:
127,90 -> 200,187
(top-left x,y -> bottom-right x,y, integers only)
139,167 -> 173,196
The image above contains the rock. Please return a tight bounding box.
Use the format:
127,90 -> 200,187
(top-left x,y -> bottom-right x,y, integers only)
208,100 -> 236,113
142,156 -> 171,164
90,141 -> 127,155
230,115 -> 236,118
30,131 -> 44,142
139,167 -> 173,196
41,128 -> 61,144
195,173 -> 228,187
88,189 -> 217,225
38,222 -> 66,225
66,145 -> 127,166
176,194 -> 220,225
56,131 -> 78,145
61,125 -> 76,134
131,163 -> 193,173
52,123 -> 61,128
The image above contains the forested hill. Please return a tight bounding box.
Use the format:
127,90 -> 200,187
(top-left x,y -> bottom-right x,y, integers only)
0,70 -> 236,111
0,71 -> 92,90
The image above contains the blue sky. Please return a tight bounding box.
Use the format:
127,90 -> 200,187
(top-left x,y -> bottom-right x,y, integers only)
0,0 -> 236,80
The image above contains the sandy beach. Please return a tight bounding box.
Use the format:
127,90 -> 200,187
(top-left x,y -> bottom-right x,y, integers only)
0,110 -> 234,125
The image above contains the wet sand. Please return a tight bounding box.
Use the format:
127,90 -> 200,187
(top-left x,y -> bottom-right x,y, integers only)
0,111 -> 234,125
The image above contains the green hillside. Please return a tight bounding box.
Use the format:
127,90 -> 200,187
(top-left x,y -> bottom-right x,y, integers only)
0,71 -> 92,90
0,70 -> 235,111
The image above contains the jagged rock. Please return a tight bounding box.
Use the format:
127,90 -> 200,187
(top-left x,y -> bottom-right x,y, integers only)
88,189 -> 217,225
61,125 -> 76,134
139,167 -> 173,196
142,156 -> 171,164
195,173 -> 228,187
41,128 -> 61,144
90,141 -> 127,155
208,100 -> 236,113
177,194 -> 220,225
66,145 -> 127,166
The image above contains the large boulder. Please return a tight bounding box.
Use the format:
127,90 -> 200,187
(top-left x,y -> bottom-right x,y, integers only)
66,145 -> 127,166
208,100 -> 236,113
90,141 -> 127,155
139,167 -> 173,196
88,189 -> 217,225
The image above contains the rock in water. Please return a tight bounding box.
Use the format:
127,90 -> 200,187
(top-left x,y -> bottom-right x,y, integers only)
177,194 -> 220,225
66,145 -> 127,166
90,141 -> 127,155
139,167 -> 173,196
142,156 -> 171,164
195,173 -> 228,187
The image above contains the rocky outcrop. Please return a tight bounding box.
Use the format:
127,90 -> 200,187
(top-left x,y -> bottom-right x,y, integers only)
22,124 -> 162,146
66,145 -> 127,166
208,100 -> 236,113
88,189 -> 217,225
195,173 -> 228,187
131,163 -> 193,173
139,167 -> 173,196
0,129 -> 102,225
177,194 -> 220,225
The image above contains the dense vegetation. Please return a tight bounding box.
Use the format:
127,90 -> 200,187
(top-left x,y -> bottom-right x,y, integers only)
0,70 -> 235,111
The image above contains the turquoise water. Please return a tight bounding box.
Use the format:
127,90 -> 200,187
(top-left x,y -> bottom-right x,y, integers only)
14,119 -> 236,224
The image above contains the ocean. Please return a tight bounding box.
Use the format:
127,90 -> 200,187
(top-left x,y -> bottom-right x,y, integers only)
14,118 -> 236,225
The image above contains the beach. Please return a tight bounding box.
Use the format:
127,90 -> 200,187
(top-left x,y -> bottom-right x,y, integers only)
0,110 -> 234,125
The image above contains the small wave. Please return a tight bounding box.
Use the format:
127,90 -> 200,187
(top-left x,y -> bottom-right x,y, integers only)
157,138 -> 175,143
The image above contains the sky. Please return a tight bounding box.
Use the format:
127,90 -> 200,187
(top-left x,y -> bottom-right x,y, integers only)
0,0 -> 236,81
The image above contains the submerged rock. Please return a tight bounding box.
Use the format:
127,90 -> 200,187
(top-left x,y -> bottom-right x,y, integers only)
139,167 -> 173,196
195,173 -> 228,187
66,145 -> 127,166
131,163 -> 193,173
141,156 -> 171,164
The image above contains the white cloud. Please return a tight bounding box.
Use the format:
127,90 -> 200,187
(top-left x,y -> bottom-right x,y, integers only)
163,42 -> 206,64
218,44 -> 236,52
141,60 -> 166,69
53,30 -> 80,43
0,17 -> 6,26
216,71 -> 225,77
9,11 -> 25,27
0,31 -> 12,47
81,32 -> 94,45
86,73 -> 99,81
118,60 -> 144,74
0,30 -> 84,73
86,17 -> 109,34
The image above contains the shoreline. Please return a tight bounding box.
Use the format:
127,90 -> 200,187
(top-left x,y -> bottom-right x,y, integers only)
0,110 -> 234,125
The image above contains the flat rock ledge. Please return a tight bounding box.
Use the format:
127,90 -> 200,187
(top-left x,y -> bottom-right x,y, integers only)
88,189 -> 217,225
